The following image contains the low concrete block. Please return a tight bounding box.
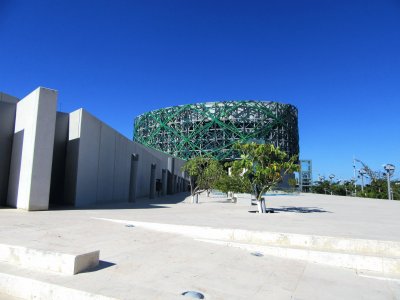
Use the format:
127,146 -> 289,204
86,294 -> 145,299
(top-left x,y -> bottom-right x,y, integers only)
234,194 -> 253,206
73,251 -> 100,275
0,243 -> 99,275
0,271 -> 118,300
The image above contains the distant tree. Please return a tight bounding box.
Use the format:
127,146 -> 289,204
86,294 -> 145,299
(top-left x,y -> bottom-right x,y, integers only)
393,181 -> 400,200
311,171 -> 399,200
181,157 -> 225,203
311,180 -> 331,194
288,178 -> 297,191
214,169 -> 252,197
230,143 -> 299,213
330,183 -> 346,196
203,159 -> 226,197
361,179 -> 388,199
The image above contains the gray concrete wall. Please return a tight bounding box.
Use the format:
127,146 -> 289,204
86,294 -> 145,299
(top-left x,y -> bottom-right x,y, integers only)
0,87 -> 188,210
49,112 -> 69,206
64,109 -> 187,207
139,146 -> 188,193
0,93 -> 19,205
0,93 -> 19,105
7,87 -> 57,210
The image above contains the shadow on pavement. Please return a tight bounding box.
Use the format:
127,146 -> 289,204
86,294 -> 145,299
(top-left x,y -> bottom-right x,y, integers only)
82,260 -> 116,273
273,206 -> 332,213
248,206 -> 332,214
48,192 -> 189,211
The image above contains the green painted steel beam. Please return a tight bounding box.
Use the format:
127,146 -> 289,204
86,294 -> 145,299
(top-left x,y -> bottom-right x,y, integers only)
133,100 -> 299,161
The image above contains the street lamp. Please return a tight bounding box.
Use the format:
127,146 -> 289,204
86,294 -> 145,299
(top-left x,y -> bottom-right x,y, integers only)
329,174 -> 335,195
329,174 -> 335,183
358,169 -> 367,192
383,164 -> 395,200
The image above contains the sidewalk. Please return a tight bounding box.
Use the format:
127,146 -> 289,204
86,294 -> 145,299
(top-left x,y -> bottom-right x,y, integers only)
0,192 -> 399,299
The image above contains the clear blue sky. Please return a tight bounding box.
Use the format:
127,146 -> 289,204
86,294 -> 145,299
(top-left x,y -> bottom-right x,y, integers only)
1,0 -> 399,181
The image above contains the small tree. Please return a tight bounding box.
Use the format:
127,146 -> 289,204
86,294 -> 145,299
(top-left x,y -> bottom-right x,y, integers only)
288,178 -> 297,192
311,180 -> 331,194
181,157 -> 224,203
214,170 -> 252,198
231,143 -> 299,213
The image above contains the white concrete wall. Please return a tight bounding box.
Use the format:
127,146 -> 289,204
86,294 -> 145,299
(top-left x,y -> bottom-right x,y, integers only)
0,93 -> 19,205
7,88 -> 57,210
64,109 -> 187,207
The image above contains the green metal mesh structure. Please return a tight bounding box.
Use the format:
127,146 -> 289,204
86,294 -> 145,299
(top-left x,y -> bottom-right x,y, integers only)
134,101 -> 299,161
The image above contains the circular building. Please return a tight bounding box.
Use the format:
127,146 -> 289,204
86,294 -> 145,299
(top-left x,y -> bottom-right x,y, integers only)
134,101 -> 299,161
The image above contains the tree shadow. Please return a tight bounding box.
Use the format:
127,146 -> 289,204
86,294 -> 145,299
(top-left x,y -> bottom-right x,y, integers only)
248,206 -> 332,213
273,206 -> 332,213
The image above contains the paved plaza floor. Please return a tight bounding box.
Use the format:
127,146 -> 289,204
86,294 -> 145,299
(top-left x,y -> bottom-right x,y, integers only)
0,192 -> 400,299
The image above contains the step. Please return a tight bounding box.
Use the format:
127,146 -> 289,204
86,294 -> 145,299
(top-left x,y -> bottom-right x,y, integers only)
195,238 -> 400,275
0,243 -> 100,275
93,218 -> 400,275
0,270 -> 117,300
93,218 -> 400,257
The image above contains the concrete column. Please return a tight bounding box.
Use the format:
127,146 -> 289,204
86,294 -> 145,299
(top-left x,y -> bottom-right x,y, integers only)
0,93 -> 19,206
167,157 -> 175,194
7,87 -> 57,210
129,154 -> 139,202
149,163 -> 156,199
161,169 -> 167,196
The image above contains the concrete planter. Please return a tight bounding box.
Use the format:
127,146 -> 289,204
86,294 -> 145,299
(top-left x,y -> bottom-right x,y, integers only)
191,194 -> 199,204
257,197 -> 266,213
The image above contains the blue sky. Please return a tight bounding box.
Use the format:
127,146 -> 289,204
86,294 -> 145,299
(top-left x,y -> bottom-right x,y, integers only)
1,0 -> 399,181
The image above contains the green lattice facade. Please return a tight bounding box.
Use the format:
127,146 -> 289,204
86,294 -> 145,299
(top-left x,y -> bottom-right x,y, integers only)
134,101 -> 299,161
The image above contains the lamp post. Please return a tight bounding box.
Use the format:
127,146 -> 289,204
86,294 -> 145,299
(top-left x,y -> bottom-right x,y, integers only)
383,164 -> 395,200
329,174 -> 335,195
359,169 -> 367,192
329,174 -> 335,183
353,157 -> 357,195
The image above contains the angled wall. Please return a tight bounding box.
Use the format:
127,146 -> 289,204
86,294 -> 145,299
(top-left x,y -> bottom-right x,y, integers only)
64,109 -> 187,207
0,87 -> 188,210
7,88 -> 57,210
0,93 -> 19,205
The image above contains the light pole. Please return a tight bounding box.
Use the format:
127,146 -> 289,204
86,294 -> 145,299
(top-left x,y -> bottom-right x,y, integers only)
359,169 -> 367,192
329,174 -> 335,195
383,164 -> 395,200
353,157 -> 357,195
329,174 -> 335,183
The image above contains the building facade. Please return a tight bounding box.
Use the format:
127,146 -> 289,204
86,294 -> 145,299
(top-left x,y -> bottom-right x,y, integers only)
0,87 -> 187,211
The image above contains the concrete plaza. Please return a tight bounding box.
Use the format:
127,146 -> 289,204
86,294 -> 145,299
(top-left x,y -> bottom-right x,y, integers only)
0,192 -> 400,299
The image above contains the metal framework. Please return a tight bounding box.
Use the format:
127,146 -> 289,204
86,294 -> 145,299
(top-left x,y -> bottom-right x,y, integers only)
134,101 -> 299,161
299,160 -> 312,192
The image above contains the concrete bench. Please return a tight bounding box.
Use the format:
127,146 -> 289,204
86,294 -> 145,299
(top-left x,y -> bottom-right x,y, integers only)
0,243 -> 99,275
